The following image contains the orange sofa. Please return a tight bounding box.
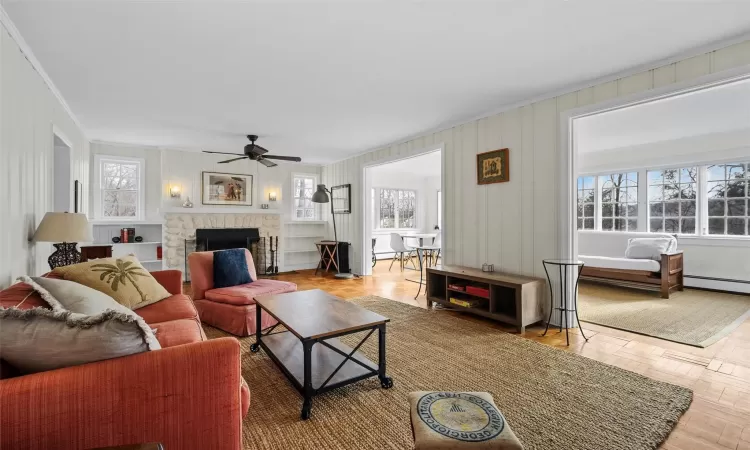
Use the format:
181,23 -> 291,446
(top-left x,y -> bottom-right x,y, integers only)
0,270 -> 250,450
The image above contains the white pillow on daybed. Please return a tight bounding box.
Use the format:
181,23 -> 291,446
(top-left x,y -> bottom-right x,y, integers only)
624,237 -> 675,261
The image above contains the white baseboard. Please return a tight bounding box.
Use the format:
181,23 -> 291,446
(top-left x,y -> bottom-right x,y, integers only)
685,277 -> 750,294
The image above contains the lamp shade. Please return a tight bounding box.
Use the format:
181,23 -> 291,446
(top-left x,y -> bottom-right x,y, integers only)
311,184 -> 330,203
33,212 -> 93,243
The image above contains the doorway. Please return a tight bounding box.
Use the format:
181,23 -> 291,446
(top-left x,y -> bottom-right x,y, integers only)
361,148 -> 443,277
53,133 -> 72,212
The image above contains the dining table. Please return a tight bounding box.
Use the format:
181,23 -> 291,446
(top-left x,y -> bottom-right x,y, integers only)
404,233 -> 437,247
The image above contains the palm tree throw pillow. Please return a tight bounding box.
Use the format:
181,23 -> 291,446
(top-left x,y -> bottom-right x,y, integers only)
53,255 -> 171,310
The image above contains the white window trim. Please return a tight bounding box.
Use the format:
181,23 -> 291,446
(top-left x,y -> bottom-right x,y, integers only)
577,159 -> 750,239
372,187 -> 418,231
93,154 -> 145,221
290,173 -> 320,221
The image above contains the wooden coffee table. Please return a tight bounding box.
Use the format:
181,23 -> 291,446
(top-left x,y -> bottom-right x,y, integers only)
250,289 -> 393,420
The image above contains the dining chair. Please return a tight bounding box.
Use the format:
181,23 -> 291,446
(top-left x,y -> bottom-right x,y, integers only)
389,233 -> 417,272
420,231 -> 441,267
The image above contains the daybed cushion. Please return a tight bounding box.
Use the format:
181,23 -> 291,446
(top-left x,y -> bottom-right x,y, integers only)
204,280 -> 298,306
580,255 -> 661,272
624,237 -> 676,261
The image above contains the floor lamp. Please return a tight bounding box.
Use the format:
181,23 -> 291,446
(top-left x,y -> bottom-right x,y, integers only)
312,184 -> 353,279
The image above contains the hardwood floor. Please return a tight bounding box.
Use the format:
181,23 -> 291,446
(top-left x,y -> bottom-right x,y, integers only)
195,260 -> 750,449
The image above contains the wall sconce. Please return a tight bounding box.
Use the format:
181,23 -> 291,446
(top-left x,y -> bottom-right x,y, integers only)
268,191 -> 277,202
170,185 -> 181,198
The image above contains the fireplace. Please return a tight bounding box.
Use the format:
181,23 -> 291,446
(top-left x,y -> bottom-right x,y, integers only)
192,228 -> 266,277
196,228 -> 260,251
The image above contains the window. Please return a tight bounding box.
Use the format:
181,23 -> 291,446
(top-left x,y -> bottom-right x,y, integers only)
292,175 -> 317,220
707,162 -> 749,236
95,156 -> 143,219
648,167 -> 697,234
577,176 -> 595,230
601,172 -> 638,231
374,188 -> 417,229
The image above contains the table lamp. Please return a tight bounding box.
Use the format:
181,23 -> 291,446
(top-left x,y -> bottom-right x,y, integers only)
312,184 -> 353,279
33,212 -> 93,269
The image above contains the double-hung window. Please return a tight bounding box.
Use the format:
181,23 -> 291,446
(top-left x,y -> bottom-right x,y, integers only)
94,155 -> 144,220
373,188 -> 417,229
578,160 -> 749,238
648,167 -> 697,234
601,172 -> 638,231
292,175 -> 318,220
707,162 -> 749,235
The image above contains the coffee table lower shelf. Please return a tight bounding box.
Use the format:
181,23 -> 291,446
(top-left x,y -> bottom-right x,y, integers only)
251,329 -> 393,420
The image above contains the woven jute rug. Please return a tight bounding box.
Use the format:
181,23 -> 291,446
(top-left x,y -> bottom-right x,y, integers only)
204,295 -> 691,450
579,282 -> 750,347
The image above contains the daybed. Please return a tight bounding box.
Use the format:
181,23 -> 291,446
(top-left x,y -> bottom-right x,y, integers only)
579,232 -> 684,298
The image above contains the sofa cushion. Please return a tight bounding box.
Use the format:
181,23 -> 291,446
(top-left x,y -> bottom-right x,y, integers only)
20,276 -> 133,316
0,307 -> 161,374
137,294 -> 199,325
151,318 -> 206,348
580,255 -> 661,272
204,280 -> 297,306
53,256 -> 171,310
213,248 -> 253,288
0,273 -> 64,310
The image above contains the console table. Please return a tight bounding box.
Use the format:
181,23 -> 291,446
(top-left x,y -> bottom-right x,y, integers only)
425,265 -> 545,333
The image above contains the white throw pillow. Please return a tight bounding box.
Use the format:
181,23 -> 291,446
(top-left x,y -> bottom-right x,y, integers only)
624,237 -> 675,261
21,276 -> 133,316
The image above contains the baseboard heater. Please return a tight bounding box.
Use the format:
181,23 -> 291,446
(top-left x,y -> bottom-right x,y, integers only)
684,275 -> 750,285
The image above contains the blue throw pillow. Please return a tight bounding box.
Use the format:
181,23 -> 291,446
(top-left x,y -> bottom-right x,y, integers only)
213,249 -> 253,288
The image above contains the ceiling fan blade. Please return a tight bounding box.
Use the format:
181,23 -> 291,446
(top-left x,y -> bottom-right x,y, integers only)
262,155 -> 302,162
203,151 -> 244,156
218,156 -> 249,164
258,158 -> 278,168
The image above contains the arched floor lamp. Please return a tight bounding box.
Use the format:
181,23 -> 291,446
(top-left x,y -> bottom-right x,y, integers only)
312,184 -> 354,279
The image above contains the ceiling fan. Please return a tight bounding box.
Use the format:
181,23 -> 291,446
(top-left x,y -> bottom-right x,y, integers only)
202,135 -> 302,168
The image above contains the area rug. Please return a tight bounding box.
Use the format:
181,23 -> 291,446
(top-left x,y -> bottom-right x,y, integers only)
204,295 -> 692,450
579,282 -> 750,347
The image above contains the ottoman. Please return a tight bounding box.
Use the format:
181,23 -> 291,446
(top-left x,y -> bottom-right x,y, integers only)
408,392 -> 523,449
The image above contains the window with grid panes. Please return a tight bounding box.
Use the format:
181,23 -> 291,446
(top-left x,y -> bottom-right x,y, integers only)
292,176 -> 316,220
577,176 -> 596,230
707,162 -> 749,236
648,167 -> 697,234
99,158 -> 141,218
601,172 -> 638,231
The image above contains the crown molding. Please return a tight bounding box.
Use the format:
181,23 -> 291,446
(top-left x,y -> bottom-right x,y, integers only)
330,30 -> 750,166
0,4 -> 86,136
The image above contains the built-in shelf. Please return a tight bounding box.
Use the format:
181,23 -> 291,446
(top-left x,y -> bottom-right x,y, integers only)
285,220 -> 327,225
140,260 -> 163,264
284,249 -> 319,253
94,241 -> 161,246
90,220 -> 163,225
286,235 -> 325,239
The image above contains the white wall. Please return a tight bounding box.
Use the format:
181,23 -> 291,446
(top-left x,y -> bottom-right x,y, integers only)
322,40 -> 750,278
0,24 -> 89,286
89,141 -> 162,221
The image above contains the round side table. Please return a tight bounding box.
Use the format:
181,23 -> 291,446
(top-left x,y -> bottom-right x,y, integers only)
541,259 -> 588,346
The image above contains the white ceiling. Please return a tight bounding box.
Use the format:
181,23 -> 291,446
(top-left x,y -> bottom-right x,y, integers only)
576,78 -> 750,153
369,151 -> 441,179
5,1 -> 750,164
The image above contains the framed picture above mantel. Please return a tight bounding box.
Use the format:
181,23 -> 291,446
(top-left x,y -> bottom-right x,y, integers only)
201,171 -> 253,206
477,148 -> 509,185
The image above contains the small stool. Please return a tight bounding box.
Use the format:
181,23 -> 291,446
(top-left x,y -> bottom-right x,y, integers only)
408,391 -> 523,449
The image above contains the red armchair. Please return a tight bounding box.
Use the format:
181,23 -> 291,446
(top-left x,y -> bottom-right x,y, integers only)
0,270 -> 250,450
188,249 -> 297,336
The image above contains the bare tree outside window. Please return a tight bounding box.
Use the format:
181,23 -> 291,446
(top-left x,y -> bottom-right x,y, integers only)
707,162 -> 749,236
293,176 -> 316,220
379,189 -> 396,228
101,160 -> 139,218
577,176 -> 595,230
376,189 -> 416,229
648,167 -> 697,234
601,172 -> 638,231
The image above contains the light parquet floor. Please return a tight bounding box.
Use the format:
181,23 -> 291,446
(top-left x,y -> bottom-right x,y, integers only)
189,260 -> 750,450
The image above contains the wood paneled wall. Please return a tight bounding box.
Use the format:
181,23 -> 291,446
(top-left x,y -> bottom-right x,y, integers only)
0,25 -> 89,286
322,40 -> 750,279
